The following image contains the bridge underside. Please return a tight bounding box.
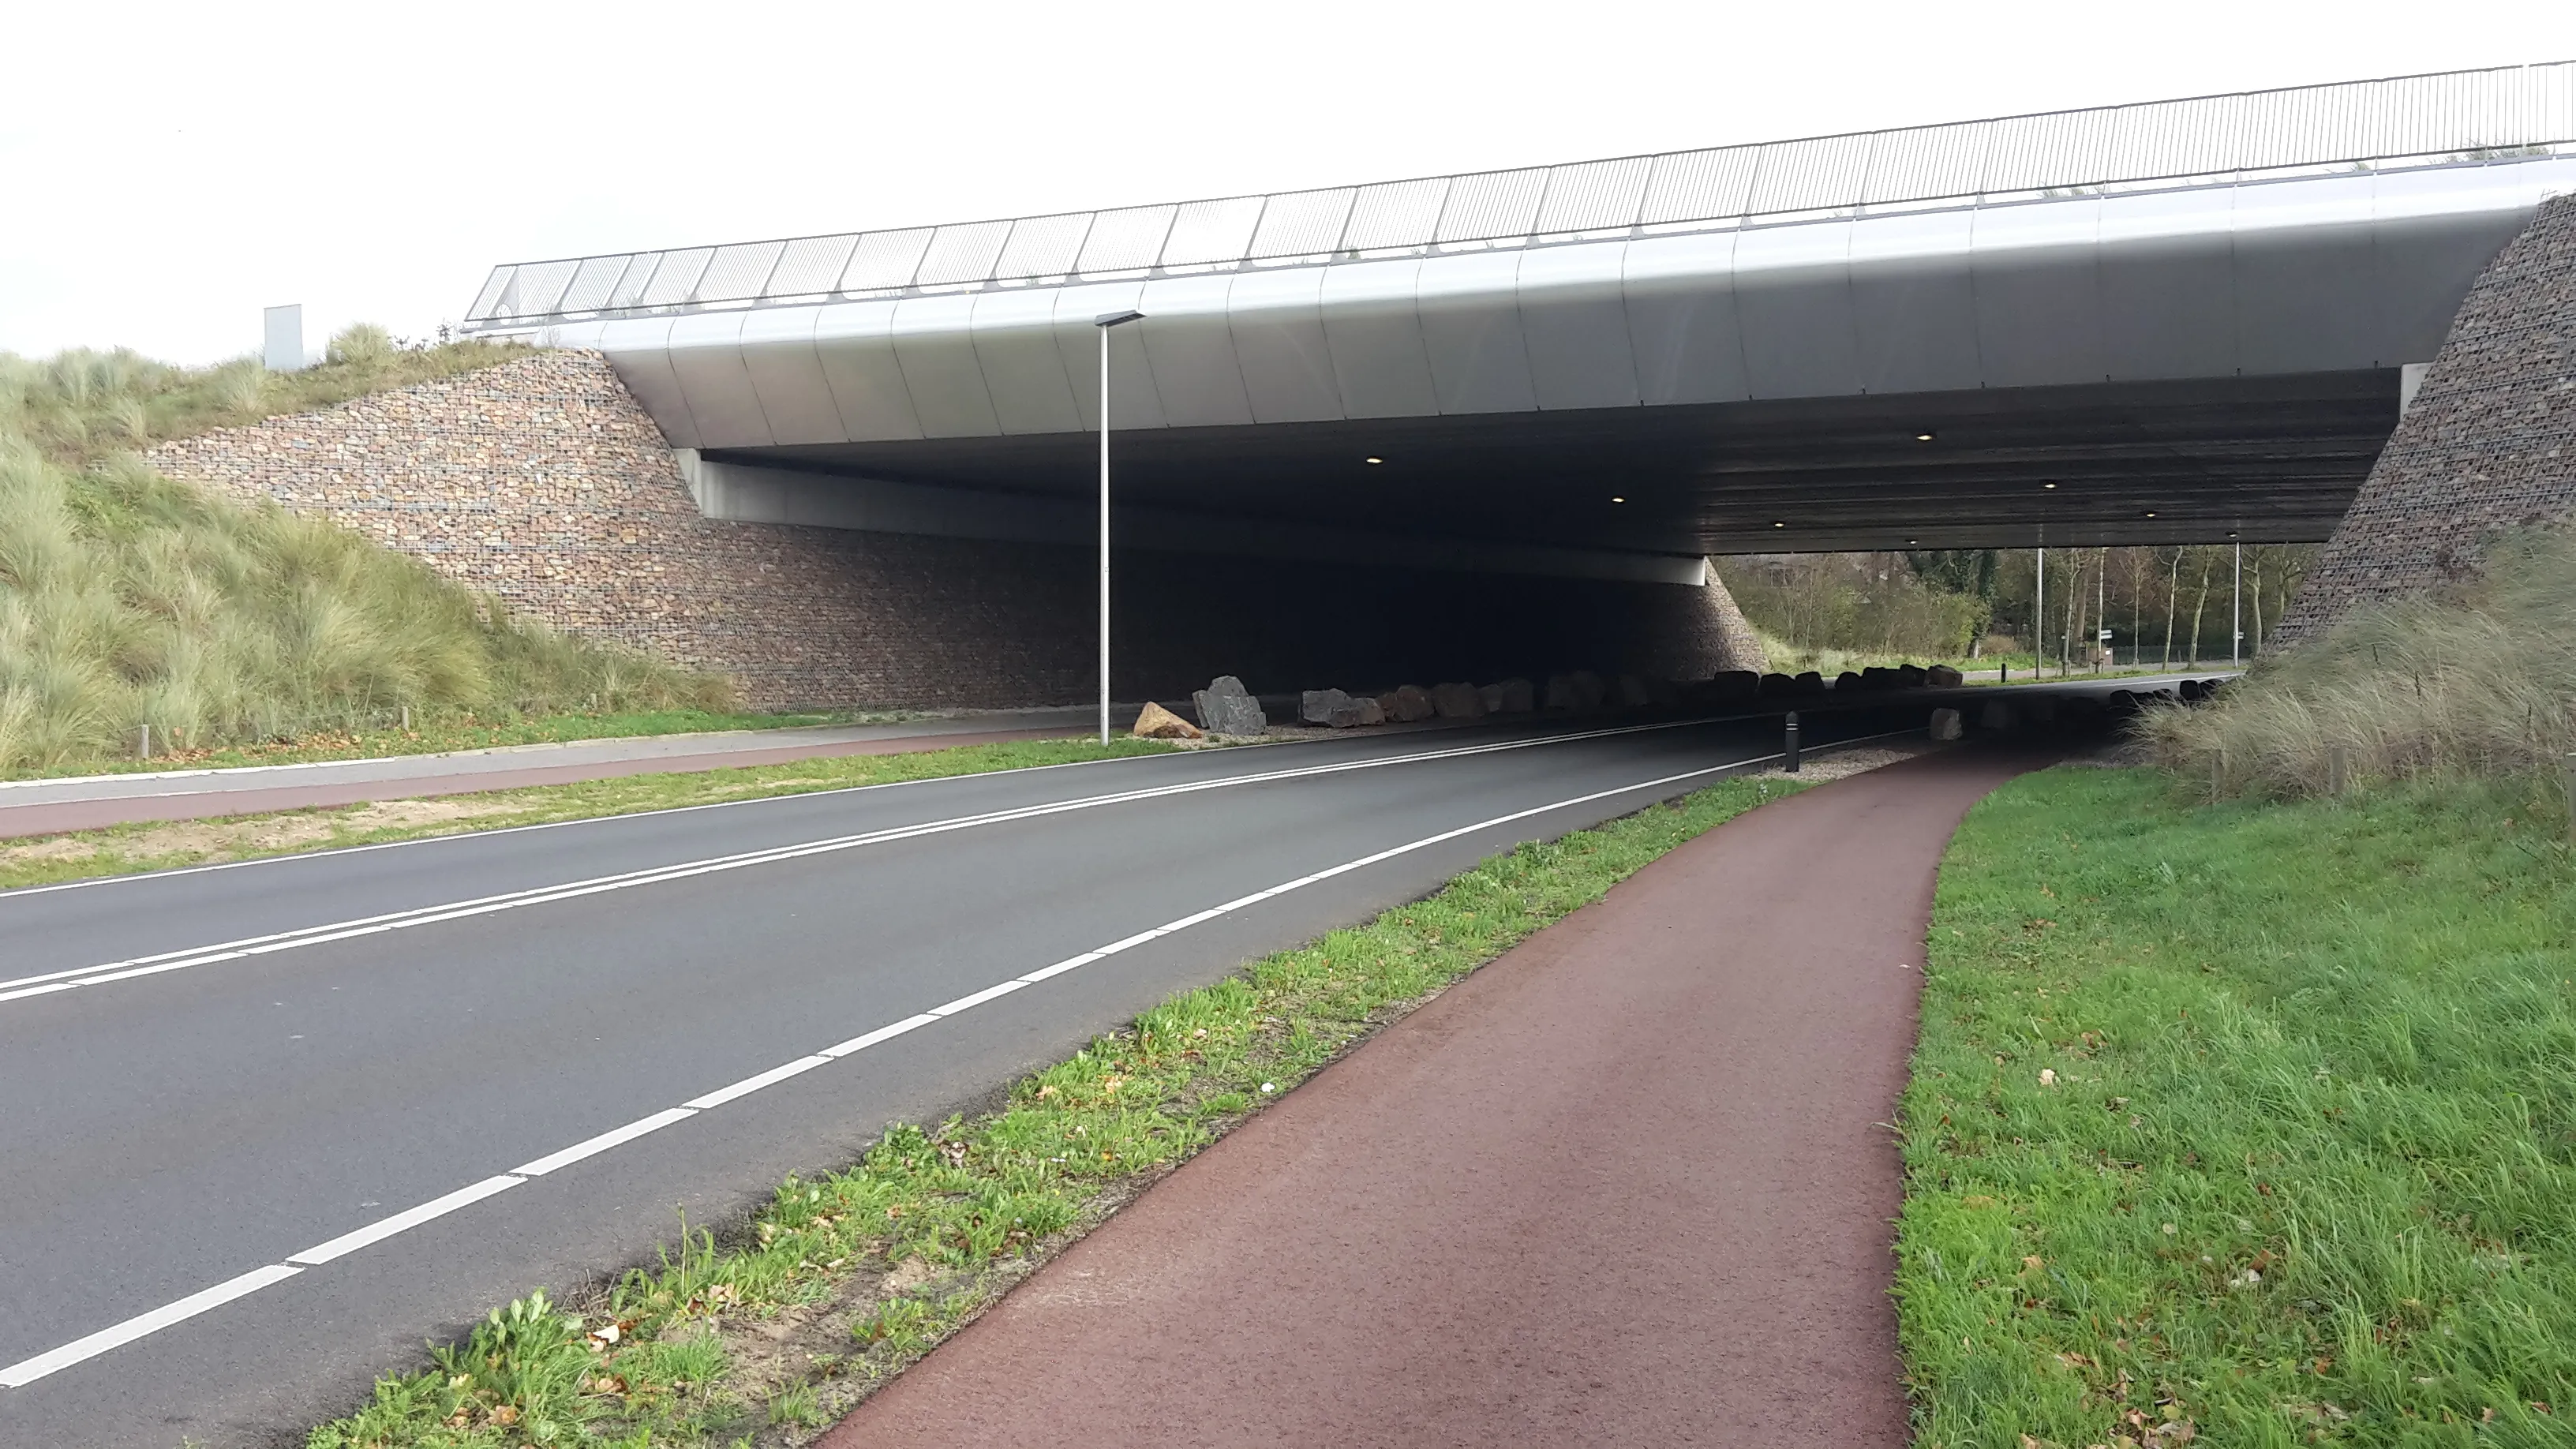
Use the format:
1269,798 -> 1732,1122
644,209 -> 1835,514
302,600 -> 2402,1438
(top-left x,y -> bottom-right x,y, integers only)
725,367 -> 2395,556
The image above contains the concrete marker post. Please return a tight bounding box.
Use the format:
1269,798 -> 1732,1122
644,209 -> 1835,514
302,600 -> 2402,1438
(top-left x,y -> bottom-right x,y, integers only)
138,724 -> 151,762
1784,711 -> 1800,773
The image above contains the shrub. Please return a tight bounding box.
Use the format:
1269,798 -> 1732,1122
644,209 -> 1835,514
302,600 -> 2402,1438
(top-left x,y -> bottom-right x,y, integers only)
2136,526 -> 2576,798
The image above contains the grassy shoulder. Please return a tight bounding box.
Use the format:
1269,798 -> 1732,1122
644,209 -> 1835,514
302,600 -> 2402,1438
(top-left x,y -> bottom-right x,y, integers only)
0,736 -> 1174,893
6,706 -> 912,781
1899,766 -> 2576,1447
305,771 -> 1814,1449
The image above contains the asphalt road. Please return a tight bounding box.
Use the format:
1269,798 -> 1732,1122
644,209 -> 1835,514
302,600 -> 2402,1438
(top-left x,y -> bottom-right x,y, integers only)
0,675 -> 2208,1449
0,703 -> 1954,1448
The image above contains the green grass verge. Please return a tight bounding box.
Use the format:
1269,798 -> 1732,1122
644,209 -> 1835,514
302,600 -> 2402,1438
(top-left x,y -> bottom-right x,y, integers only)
304,772 -> 1811,1449
0,737 -> 1174,893
1900,766 -> 2576,1447
5,707 -> 911,781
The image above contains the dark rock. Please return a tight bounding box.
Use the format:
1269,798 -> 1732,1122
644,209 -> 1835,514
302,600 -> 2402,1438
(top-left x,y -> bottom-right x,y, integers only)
1835,671 -> 1864,692
1616,674 -> 1653,707
1930,706 -> 1963,741
1897,665 -> 1928,687
1192,676 -> 1267,736
1388,684 -> 1436,722
1758,672 -> 1798,697
1927,665 -> 1964,687
1430,682 -> 1487,719
1328,697 -> 1384,728
1707,670 -> 1761,701
1495,677 -> 1535,713
1570,671 -> 1608,709
1301,687 -> 1352,724
1794,671 -> 1825,694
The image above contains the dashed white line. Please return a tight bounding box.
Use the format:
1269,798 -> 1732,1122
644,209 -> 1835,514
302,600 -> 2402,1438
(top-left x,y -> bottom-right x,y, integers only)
0,718 -> 1707,1005
0,728 -> 1905,1391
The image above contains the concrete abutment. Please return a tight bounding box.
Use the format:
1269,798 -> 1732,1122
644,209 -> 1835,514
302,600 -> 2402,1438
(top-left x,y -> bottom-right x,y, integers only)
146,351 -> 1763,711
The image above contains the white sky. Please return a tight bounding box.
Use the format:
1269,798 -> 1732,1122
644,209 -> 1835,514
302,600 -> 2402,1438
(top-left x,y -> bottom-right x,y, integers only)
6,0 -> 2570,365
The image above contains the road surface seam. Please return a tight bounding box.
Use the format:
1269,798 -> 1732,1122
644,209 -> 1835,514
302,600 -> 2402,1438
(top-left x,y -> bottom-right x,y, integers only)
0,716 -> 1716,1002
0,730 -> 1901,1394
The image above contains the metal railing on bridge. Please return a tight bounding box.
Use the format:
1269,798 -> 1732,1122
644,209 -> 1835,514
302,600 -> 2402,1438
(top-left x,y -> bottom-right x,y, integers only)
464,61 -> 2576,331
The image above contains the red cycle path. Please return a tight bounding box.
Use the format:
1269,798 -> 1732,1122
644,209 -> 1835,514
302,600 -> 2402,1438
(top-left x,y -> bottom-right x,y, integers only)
822,746 -> 2049,1447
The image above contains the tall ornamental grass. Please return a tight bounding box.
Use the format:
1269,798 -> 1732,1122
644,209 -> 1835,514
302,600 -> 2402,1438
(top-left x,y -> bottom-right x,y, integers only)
2139,526 -> 2576,799
0,331 -> 729,772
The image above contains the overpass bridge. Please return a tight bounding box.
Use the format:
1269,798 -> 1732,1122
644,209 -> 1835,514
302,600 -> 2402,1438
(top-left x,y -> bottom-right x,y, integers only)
464,64 -> 2574,577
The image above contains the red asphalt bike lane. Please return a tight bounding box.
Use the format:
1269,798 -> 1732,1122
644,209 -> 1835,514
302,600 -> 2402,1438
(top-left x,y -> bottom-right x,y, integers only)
821,745 -> 2054,1447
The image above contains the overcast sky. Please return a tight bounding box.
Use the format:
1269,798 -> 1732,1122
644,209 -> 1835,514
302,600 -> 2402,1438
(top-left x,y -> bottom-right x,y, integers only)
6,0 -> 2570,365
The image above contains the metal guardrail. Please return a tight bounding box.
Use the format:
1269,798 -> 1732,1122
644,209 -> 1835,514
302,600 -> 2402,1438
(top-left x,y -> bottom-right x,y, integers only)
464,62 -> 2576,331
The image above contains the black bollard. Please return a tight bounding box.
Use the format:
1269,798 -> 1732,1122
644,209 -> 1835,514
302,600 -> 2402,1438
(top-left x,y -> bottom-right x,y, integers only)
1784,710 -> 1801,773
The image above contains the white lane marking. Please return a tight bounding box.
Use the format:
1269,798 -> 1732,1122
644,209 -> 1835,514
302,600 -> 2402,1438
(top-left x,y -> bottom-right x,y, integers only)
0,1264 -> 305,1389
511,1109 -> 701,1179
0,717 -> 1713,1001
683,1056 -> 834,1112
286,1175 -> 526,1265
0,729 -> 1905,1391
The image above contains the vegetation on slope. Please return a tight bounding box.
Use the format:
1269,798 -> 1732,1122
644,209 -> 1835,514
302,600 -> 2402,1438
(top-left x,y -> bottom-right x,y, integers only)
2140,527 -> 2576,801
0,329 -> 730,773
1899,766 -> 2576,1447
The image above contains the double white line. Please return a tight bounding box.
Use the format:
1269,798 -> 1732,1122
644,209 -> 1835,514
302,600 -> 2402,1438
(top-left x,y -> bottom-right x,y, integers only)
0,726 -> 1899,1392
0,718 -> 1707,1008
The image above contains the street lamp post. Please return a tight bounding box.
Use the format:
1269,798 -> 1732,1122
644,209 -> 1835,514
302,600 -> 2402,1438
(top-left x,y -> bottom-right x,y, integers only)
1093,309 -> 1146,746
2232,536 -> 2243,667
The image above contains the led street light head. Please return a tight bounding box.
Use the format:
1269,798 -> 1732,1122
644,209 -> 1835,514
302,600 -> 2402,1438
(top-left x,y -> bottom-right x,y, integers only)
1093,309 -> 1146,328
1365,456 -> 1383,465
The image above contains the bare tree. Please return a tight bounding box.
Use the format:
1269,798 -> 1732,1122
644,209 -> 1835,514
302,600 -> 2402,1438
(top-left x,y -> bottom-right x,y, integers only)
2186,552 -> 2214,667
2162,548 -> 2183,667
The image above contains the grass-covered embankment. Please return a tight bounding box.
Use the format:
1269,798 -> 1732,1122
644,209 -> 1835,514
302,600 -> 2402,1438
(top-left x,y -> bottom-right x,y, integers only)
1900,766 -> 2576,1446
2143,527 -> 2576,799
0,332 -> 732,774
305,772 -> 1812,1449
0,735 -> 1181,893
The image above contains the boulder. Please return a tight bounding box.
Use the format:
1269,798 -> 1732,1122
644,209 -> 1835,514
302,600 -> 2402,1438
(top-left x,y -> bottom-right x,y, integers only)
1496,677 -> 1536,713
1570,671 -> 1608,709
1758,672 -> 1798,697
1301,688 -> 1353,724
2178,679 -> 2203,702
1130,701 -> 1204,739
1979,699 -> 2016,731
1192,676 -> 1267,736
1646,676 -> 1683,708
1861,667 -> 1896,690
1896,664 -> 1928,687
1794,671 -> 1825,694
1430,682 -> 1487,719
1929,707 -> 1964,742
1926,665 -> 1964,687
1707,670 -> 1761,702
1616,674 -> 1653,707
1544,674 -> 1581,710
1479,682 -> 1507,713
1835,671 -> 1864,692
1389,684 -> 1436,722
1328,697 -> 1385,728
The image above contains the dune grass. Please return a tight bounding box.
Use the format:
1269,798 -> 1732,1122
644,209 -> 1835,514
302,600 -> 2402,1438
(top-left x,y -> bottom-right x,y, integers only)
0,331 -> 733,775
1898,766 -> 2576,1447
302,773 -> 1811,1449
2140,527 -> 2576,801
